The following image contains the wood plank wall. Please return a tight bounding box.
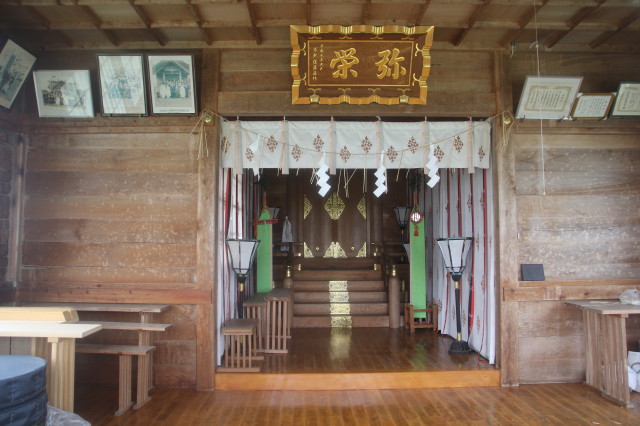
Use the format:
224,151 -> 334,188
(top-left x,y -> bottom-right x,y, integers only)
1,47 -> 639,389
508,121 -> 640,384
502,51 -> 640,385
15,118 -> 210,388
217,48 -> 496,117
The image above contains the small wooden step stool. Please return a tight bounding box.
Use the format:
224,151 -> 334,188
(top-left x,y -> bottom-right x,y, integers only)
404,303 -> 438,333
243,292 -> 268,354
219,318 -> 260,372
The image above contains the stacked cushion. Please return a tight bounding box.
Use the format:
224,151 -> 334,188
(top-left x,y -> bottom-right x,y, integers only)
0,355 -> 48,426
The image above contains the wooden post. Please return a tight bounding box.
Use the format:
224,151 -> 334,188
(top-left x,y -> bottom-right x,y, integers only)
195,48 -> 219,391
493,50 -> 519,386
388,265 -> 400,328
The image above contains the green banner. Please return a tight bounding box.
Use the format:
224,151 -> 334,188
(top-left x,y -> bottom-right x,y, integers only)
410,213 -> 427,318
256,208 -> 273,293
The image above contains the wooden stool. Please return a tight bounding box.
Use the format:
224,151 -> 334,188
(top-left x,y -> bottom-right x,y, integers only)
243,292 -> 267,354
264,288 -> 291,354
404,303 -> 438,333
219,319 -> 260,372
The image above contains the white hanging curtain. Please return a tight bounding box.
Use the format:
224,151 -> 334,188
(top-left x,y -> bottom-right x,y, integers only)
429,168 -> 496,363
215,168 -> 247,363
220,119 -> 491,173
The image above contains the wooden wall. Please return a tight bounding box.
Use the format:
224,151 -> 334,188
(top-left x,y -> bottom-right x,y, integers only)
1,46 -> 639,390
217,48 -> 497,118
507,121 -> 640,384
499,50 -> 640,385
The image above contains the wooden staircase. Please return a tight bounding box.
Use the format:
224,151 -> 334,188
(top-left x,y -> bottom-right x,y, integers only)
291,258 -> 389,328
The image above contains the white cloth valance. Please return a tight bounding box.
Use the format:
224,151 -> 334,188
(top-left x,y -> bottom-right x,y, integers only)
220,119 -> 491,174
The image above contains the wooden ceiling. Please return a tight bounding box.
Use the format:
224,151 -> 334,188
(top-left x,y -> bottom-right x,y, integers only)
1,0 -> 639,53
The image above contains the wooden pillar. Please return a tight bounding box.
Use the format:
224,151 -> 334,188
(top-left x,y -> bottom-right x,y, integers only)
493,51 -> 519,386
195,48 -> 220,391
388,265 -> 400,328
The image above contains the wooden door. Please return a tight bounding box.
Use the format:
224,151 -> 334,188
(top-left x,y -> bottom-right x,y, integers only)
301,170 -> 369,258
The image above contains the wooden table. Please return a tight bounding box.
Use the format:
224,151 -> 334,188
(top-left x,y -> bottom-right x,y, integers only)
22,302 -> 170,408
0,320 -> 102,412
567,300 -> 640,407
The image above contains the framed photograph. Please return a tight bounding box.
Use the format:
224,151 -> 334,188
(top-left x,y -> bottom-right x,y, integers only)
570,93 -> 615,120
147,54 -> 196,114
0,39 -> 36,110
33,70 -> 94,118
610,82 -> 640,118
97,54 -> 147,116
515,76 -> 583,120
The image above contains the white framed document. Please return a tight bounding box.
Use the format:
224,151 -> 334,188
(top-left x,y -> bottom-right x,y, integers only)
570,93 -> 615,120
515,76 -> 583,120
610,82 -> 640,118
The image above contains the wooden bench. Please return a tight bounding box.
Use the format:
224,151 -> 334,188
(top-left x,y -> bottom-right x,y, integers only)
0,306 -> 79,322
404,303 -> 438,333
76,343 -> 155,416
219,319 -> 259,372
23,302 -> 170,408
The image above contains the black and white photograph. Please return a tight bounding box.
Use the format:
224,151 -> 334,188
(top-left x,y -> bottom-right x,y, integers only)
33,70 -> 94,118
97,54 -> 147,115
147,54 -> 196,114
0,39 -> 36,109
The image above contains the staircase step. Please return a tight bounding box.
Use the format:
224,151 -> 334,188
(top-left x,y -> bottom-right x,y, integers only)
294,280 -> 385,292
294,269 -> 382,281
295,258 -> 378,270
294,303 -> 388,316
293,315 -> 389,328
294,291 -> 388,303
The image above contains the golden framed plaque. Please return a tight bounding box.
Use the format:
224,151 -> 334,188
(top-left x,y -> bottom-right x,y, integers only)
291,25 -> 434,105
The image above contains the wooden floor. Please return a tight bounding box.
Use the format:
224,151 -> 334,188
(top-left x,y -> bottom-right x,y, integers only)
75,384 -> 640,425
216,327 -> 499,390
73,328 -> 640,424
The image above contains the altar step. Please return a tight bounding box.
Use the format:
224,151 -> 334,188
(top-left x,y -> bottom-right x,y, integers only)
215,370 -> 500,391
292,258 -> 389,328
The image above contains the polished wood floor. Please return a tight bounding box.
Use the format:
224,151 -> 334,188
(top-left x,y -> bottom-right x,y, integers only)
259,328 -> 496,373
75,383 -> 640,425
74,328 -> 640,424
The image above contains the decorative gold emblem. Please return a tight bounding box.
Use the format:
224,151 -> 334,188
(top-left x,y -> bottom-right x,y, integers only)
324,192 -> 345,220
303,242 -> 314,258
304,195 -> 312,219
356,242 -> 367,258
357,196 -> 366,219
331,316 -> 353,328
324,242 -> 347,258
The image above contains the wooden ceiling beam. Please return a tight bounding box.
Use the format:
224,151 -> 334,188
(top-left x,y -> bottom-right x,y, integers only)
361,0 -> 371,25
499,0 -> 550,47
186,0 -> 212,46
245,0 -> 262,46
414,0 -> 432,26
454,0 -> 490,47
544,0 -> 607,49
589,9 -> 640,48
19,4 -> 74,47
306,0 -> 312,26
127,0 -> 167,46
71,0 -> 119,47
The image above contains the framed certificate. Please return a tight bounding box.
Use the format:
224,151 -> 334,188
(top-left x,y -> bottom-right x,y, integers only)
515,76 -> 583,120
610,82 -> 640,118
570,93 -> 615,120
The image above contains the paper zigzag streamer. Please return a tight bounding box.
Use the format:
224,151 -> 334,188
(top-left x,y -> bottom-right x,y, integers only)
373,163 -> 387,198
426,146 -> 440,188
316,155 -> 331,197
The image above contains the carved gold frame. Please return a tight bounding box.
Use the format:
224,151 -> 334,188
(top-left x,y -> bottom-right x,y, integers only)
291,25 -> 434,106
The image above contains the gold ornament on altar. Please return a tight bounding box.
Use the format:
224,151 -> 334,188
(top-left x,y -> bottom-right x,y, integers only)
324,192 -> 345,220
